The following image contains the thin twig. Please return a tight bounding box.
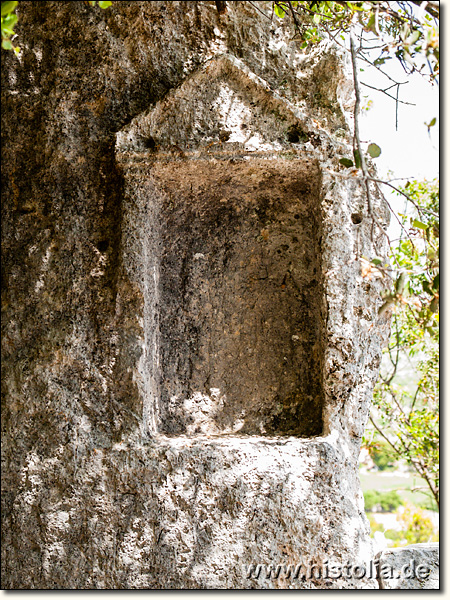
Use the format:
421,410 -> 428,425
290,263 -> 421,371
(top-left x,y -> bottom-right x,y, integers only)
395,82 -> 399,130
286,0 -> 301,32
360,81 -> 415,106
372,181 -> 418,250
369,413 -> 436,503
369,415 -> 402,455
324,170 -> 435,226
288,2 -> 336,21
410,384 -> 421,414
367,178 -> 426,218
385,315 -> 401,382
248,0 -> 272,20
410,0 -> 439,20
324,169 -> 416,248
350,26 -> 374,230
357,52 -> 409,86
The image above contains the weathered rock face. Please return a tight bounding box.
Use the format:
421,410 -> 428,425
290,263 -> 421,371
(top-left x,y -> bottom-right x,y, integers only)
2,1 -> 390,589
376,544 -> 439,589
125,156 -> 325,438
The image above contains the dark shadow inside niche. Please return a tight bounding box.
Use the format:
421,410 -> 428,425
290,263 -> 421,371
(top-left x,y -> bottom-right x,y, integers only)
152,158 -> 325,438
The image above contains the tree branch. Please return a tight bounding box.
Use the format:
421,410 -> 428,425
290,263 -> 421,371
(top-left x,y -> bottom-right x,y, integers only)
350,26 -> 375,233
410,0 -> 439,20
360,81 -> 416,106
367,178 -> 426,218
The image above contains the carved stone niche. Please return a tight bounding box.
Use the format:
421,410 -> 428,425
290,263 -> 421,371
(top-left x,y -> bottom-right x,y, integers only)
117,56 -> 326,439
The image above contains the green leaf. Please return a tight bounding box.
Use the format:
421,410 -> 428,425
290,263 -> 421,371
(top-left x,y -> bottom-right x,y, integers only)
422,280 -> 432,295
406,30 -> 421,45
395,272 -> 408,294
1,38 -> 12,49
425,325 -> 438,338
347,2 -> 364,11
1,1 -> 17,17
313,13 -> 321,24
367,143 -> 381,158
371,257 -> 382,266
432,274 -> 439,291
412,219 -> 428,230
2,12 -> 17,27
339,158 -> 354,168
365,13 -> 376,34
274,4 -> 286,18
374,55 -> 393,66
98,0 -> 112,7
353,149 -> 361,169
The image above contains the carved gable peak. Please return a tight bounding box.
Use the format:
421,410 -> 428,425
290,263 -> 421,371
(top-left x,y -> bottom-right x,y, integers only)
116,54 -> 315,156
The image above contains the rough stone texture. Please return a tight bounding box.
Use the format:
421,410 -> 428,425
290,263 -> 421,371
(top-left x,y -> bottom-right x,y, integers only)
126,157 -> 325,438
376,543 -> 439,589
2,1 -> 390,589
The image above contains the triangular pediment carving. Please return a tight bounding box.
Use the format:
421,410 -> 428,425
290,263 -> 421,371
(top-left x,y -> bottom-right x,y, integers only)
116,54 -> 313,155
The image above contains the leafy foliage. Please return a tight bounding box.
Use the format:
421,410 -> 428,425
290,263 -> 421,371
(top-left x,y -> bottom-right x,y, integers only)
1,1 -> 18,51
368,440 -> 397,471
364,179 -> 439,509
364,489 -> 404,512
395,504 -> 437,545
270,1 -> 439,81
377,179 -> 439,328
367,504 -> 438,547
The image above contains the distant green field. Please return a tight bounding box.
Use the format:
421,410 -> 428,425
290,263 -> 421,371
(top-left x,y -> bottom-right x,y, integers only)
359,472 -> 437,511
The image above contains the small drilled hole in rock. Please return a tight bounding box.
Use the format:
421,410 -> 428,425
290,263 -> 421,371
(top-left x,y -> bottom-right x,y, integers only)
144,136 -> 156,150
97,240 -> 109,252
351,213 -> 363,224
286,124 -> 308,144
287,129 -> 300,143
219,130 -> 231,142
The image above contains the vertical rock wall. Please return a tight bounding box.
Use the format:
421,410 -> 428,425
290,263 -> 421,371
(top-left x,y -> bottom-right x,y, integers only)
2,1 -> 389,589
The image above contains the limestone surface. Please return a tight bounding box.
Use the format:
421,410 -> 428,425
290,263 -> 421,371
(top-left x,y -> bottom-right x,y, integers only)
376,543 -> 439,589
2,1 -> 390,589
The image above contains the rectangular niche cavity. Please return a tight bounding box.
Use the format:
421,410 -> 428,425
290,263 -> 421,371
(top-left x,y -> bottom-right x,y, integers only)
146,158 -> 325,438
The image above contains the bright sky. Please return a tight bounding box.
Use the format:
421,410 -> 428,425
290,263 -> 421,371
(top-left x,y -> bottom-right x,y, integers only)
359,63 -> 439,182
355,18 -> 439,240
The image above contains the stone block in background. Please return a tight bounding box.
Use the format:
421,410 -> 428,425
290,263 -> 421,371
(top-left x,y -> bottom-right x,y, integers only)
376,543 -> 439,589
